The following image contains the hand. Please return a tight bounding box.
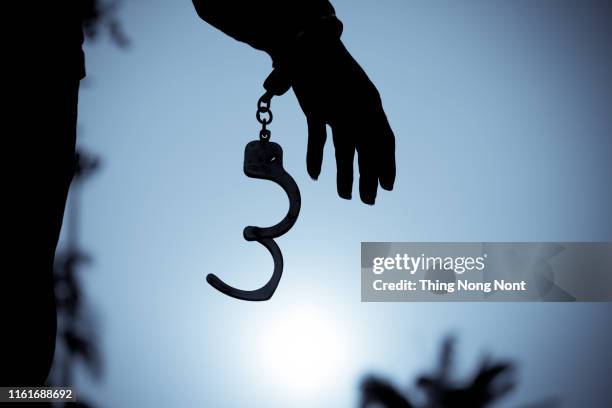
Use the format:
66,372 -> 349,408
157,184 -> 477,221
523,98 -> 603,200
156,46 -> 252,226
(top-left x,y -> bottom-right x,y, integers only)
288,38 -> 396,205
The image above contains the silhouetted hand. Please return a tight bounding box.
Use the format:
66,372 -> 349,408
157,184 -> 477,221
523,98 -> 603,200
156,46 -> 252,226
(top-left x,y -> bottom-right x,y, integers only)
288,38 -> 396,205
191,0 -> 395,204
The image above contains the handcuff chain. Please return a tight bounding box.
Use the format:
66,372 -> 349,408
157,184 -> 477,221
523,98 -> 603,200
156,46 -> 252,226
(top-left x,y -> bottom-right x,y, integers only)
256,91 -> 273,141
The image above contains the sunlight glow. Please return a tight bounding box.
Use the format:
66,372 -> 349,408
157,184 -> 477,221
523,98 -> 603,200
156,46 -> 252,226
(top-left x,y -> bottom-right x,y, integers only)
257,305 -> 349,395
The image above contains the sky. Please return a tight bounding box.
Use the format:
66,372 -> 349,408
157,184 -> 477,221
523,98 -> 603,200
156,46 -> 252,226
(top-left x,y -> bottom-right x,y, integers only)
66,0 -> 612,406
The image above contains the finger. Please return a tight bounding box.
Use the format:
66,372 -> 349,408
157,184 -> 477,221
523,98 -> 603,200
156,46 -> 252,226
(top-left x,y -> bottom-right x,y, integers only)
355,117 -> 379,205
305,116 -> 327,180
357,138 -> 378,205
378,113 -> 396,191
331,122 -> 355,200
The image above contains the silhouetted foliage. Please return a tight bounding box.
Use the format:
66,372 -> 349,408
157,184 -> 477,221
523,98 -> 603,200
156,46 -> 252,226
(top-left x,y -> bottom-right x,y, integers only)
50,150 -> 102,406
360,336 -> 557,408
81,0 -> 129,47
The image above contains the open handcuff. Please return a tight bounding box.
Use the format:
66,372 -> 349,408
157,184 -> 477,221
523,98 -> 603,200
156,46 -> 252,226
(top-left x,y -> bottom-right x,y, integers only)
206,70 -> 300,301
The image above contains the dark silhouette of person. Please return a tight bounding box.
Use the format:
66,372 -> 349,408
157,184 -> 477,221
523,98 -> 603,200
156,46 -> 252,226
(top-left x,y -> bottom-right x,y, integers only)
3,0 -> 395,386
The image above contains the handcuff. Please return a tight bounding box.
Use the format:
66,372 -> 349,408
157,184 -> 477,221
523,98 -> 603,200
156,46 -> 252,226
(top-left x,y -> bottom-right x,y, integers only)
206,15 -> 342,301
206,70 -> 300,301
